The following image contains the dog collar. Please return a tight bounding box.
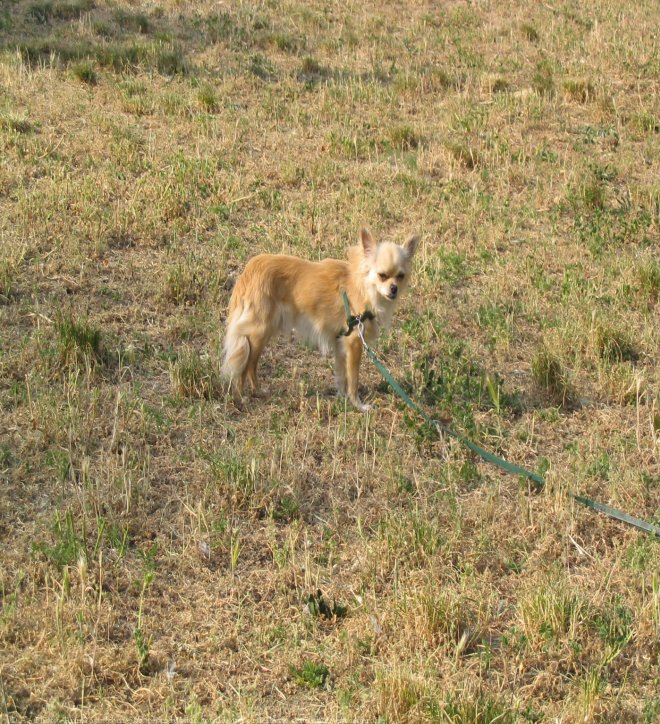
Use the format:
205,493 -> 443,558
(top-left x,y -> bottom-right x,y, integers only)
338,291 -> 375,337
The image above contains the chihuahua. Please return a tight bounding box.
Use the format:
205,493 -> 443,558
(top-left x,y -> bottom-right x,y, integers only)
222,228 -> 419,411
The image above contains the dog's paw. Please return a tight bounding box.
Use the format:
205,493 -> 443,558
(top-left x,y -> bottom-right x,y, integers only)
354,400 -> 371,413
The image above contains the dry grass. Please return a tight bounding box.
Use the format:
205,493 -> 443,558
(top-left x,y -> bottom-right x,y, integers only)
1,0 -> 659,721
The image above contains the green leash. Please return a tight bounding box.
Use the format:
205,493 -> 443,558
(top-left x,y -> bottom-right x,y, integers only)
340,291 -> 660,538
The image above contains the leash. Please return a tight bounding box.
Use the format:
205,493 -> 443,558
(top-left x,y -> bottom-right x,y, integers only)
340,291 -> 660,538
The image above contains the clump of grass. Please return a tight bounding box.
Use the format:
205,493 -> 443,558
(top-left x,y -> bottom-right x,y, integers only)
72,61 -> 97,85
289,660 -> 329,689
156,45 -> 187,76
532,59 -> 555,97
376,669 -> 433,721
113,8 -> 150,34
519,578 -> 587,645
269,32 -> 301,53
196,84 -> 218,112
491,77 -> 510,93
531,346 -> 573,405
389,125 -> 421,151
0,261 -> 14,302
447,142 -> 480,169
28,0 -> 94,23
569,174 -> 607,211
638,259 -> 660,301
305,590 -> 347,620
297,56 -> 326,81
630,112 -> 659,134
593,322 -> 638,364
563,79 -> 595,103
54,313 -> 103,370
249,54 -> 277,81
32,509 -> 83,569
170,349 -> 222,400
0,115 -> 35,134
521,23 -> 540,42
162,263 -> 199,305
96,43 -> 144,72
421,591 -> 484,653
92,19 -> 113,37
442,692 -> 516,723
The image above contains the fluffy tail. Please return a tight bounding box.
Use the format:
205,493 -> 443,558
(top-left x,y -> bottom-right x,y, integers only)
222,306 -> 250,386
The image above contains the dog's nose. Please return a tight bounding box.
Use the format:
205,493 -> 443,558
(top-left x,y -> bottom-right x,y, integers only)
390,284 -> 398,297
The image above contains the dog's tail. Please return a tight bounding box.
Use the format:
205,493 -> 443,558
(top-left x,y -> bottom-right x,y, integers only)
222,304 -> 251,386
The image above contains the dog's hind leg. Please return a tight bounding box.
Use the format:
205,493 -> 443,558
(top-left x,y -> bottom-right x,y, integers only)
244,327 -> 270,393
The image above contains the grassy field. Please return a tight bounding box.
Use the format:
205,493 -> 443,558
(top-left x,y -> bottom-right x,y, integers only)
1,0 -> 659,720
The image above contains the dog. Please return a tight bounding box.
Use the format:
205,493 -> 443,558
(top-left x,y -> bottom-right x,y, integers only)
222,228 -> 419,411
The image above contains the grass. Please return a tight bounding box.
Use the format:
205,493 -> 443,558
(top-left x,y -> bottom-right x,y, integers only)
0,0 -> 659,721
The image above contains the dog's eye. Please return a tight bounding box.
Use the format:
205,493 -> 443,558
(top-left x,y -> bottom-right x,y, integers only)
378,273 -> 388,281
396,273 -> 405,280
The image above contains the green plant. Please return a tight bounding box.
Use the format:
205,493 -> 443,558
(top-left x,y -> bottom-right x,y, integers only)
134,568 -> 154,674
532,59 -> 554,96
290,660 -> 329,689
169,349 -> 221,400
531,347 -> 573,405
305,590 -> 347,620
196,84 -> 218,112
72,61 -> 97,85
32,510 -> 85,569
389,125 -> 421,151
54,313 -> 103,370
593,322 -> 638,363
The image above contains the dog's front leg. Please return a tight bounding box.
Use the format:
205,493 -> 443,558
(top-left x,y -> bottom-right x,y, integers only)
345,335 -> 369,412
333,339 -> 347,396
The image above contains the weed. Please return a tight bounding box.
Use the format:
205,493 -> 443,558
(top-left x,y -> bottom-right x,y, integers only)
519,578 -> 586,645
442,691 -> 516,723
272,494 -> 300,522
134,569 -> 154,674
0,116 -> 35,134
447,142 -> 480,169
522,23 -> 540,42
531,346 -> 573,405
306,590 -> 347,620
638,259 -> 660,301
32,510 -> 85,569
593,322 -> 638,364
72,61 -> 97,85
594,596 -> 633,660
0,261 -> 15,301
54,313 -> 103,371
113,8 -> 150,34
532,59 -> 554,97
297,56 -> 328,84
249,54 -> 277,81
196,84 -> 218,112
156,45 -> 187,76
162,262 -> 199,305
290,660 -> 329,689
169,349 -> 221,400
563,79 -> 595,103
389,125 -> 421,151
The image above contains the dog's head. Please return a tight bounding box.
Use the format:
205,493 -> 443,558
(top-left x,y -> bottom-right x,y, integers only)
360,228 -> 419,303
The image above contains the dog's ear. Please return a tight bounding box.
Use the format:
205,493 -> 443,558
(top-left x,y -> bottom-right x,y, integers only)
360,227 -> 377,256
404,234 -> 420,259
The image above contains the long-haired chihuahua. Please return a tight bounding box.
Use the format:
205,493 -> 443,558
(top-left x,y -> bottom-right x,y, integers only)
222,228 -> 419,411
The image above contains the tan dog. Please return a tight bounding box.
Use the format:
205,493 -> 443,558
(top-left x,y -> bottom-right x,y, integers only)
222,228 -> 419,411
